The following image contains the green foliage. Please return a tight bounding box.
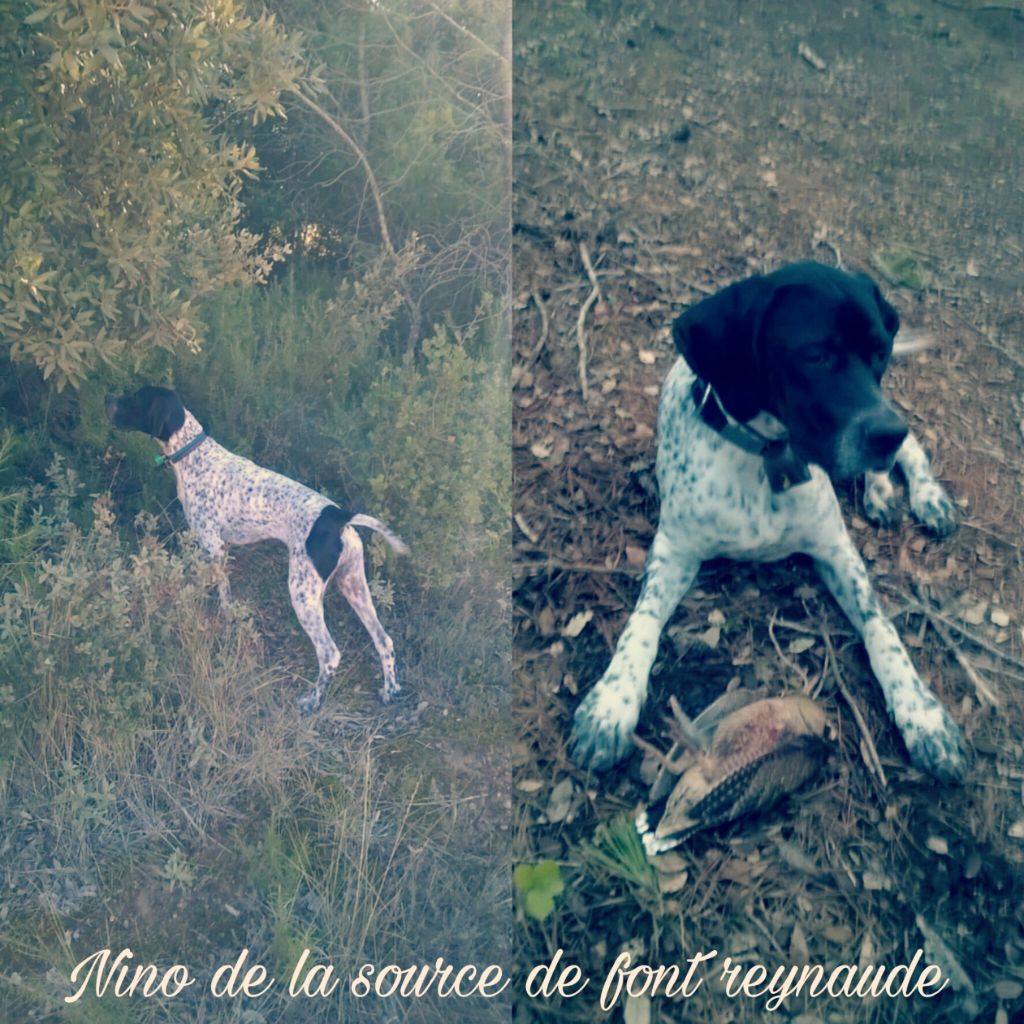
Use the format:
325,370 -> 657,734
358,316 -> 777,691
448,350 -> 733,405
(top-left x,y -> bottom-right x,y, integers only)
514,859 -> 564,921
0,0 -> 308,388
360,308 -> 510,592
238,815 -> 315,973
0,457 -> 260,789
580,814 -> 661,905
872,243 -> 935,291
245,0 -> 510,329
0,430 -> 48,587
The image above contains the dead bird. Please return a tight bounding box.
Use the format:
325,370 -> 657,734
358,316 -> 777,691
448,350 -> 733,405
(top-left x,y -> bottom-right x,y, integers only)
636,693 -> 832,855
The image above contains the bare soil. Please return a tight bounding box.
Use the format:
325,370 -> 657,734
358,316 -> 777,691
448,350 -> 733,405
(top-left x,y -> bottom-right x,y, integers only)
513,1 -> 1024,1021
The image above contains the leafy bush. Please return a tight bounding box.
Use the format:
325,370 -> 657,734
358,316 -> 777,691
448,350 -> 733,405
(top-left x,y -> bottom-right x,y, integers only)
360,311 -> 510,592
0,457 -> 265,802
0,0 -> 307,389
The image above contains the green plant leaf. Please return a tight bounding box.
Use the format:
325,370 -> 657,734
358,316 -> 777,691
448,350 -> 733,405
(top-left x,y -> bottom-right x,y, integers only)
514,860 -> 564,920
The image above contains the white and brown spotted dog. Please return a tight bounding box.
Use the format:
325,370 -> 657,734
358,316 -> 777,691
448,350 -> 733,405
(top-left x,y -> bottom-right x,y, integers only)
106,385 -> 407,712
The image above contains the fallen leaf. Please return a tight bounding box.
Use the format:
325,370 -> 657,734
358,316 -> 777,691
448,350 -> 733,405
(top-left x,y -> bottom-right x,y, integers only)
625,545 -> 647,570
537,606 -> 556,637
790,922 -> 809,966
653,851 -> 688,874
962,600 -> 988,626
657,870 -> 688,894
560,609 -> 593,638
994,980 -> 1023,1001
546,777 -> 575,823
623,993 -> 651,1024
788,636 -> 816,655
695,624 -> 721,649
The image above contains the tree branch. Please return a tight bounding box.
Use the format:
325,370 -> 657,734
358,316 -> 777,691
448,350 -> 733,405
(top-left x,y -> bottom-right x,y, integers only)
291,88 -> 395,255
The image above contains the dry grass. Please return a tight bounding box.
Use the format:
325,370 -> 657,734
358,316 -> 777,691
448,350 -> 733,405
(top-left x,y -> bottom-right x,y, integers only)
0,466 -> 510,1023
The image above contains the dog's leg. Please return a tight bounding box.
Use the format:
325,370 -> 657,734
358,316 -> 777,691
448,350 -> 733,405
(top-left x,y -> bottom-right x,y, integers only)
811,528 -> 965,780
337,556 -> 400,703
288,553 -> 341,714
193,528 -> 232,606
570,531 -> 700,771
896,433 -> 957,536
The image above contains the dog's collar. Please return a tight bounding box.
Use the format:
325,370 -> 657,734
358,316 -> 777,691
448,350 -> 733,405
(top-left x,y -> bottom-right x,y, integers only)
155,431 -> 208,467
690,378 -> 811,493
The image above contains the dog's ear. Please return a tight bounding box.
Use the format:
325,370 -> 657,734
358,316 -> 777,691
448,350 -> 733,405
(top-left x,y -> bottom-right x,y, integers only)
854,272 -> 899,339
141,388 -> 186,442
672,275 -> 773,421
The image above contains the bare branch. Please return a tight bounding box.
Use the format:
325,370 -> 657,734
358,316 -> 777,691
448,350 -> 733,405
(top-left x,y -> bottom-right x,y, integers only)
291,88 -> 395,254
421,0 -> 507,65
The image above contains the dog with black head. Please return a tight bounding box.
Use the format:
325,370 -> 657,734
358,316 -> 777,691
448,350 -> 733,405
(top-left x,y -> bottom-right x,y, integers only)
570,262 -> 965,781
106,385 -> 409,713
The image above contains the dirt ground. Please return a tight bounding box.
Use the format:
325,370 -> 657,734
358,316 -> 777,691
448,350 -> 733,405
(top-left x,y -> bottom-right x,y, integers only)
513,1 -> 1024,1021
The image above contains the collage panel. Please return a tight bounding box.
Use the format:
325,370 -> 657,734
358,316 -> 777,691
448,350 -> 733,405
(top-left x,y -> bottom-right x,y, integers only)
514,1 -> 1024,1021
1,1 -> 510,1022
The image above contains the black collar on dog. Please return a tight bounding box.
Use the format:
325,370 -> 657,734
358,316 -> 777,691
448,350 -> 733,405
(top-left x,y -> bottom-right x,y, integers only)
690,378 -> 811,493
155,431 -> 208,467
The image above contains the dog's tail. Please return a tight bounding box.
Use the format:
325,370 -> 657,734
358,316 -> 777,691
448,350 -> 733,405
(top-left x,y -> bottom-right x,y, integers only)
348,514 -> 410,555
892,328 -> 935,356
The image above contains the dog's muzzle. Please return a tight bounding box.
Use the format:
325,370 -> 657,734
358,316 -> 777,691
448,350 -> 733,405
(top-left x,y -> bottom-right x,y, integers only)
834,405 -> 908,478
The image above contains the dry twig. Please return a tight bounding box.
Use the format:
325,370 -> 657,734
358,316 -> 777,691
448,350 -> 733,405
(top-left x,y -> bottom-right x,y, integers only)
514,512 -> 540,546
909,585 -> 1001,707
576,242 -> 602,403
896,590 -> 1024,673
529,289 -> 549,364
519,557 -> 640,577
822,629 -> 888,788
924,612 -> 1000,707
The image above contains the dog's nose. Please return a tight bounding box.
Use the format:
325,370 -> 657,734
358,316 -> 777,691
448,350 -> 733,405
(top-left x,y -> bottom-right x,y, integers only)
862,408 -> 907,465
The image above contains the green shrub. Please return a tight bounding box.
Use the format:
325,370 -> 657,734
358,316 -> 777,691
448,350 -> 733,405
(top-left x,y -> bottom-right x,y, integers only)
0,458 -> 265,806
359,310 -> 510,592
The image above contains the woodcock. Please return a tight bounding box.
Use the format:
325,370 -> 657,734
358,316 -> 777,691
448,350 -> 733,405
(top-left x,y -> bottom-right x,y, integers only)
636,692 -> 832,855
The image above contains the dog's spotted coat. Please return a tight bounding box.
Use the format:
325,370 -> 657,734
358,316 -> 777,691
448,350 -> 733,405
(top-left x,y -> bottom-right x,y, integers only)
570,264 -> 966,782
106,386 -> 407,712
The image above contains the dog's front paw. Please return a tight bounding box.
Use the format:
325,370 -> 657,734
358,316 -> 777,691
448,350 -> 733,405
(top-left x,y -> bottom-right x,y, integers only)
569,678 -> 640,772
894,694 -> 967,783
378,680 -> 401,704
863,472 -> 901,529
909,481 -> 958,538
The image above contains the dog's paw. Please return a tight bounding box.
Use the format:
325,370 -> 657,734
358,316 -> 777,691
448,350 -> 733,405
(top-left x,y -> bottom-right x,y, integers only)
379,681 -> 401,704
909,481 -> 958,538
569,679 -> 639,772
863,472 -> 901,529
296,688 -> 324,715
894,694 -> 967,783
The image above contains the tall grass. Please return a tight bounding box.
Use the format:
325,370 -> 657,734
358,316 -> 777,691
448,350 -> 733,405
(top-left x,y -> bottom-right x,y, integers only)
0,266 -> 510,1022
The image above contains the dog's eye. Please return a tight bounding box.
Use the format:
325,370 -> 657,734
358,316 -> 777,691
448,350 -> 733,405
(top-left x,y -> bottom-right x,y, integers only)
802,348 -> 832,366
